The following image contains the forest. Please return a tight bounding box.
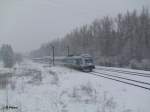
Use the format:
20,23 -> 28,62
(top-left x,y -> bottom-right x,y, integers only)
30,7 -> 150,70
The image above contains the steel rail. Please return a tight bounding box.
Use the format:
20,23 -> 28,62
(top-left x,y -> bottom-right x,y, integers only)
97,67 -> 150,78
89,72 -> 150,91
93,71 -> 150,86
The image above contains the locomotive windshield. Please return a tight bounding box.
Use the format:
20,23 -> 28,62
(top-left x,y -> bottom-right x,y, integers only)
85,58 -> 93,63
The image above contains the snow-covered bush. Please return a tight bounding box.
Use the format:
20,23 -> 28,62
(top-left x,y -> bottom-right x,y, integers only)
97,91 -> 116,112
98,56 -> 120,67
129,59 -> 150,70
59,84 -> 117,112
70,82 -> 97,103
129,59 -> 141,69
141,59 -> 150,70
27,70 -> 42,85
98,57 -> 112,66
32,71 -> 42,83
49,70 -> 59,85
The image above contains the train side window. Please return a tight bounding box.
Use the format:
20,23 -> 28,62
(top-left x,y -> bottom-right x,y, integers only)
76,59 -> 82,65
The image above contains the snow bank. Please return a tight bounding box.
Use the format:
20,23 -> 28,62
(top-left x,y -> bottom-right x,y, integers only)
0,60 -> 149,112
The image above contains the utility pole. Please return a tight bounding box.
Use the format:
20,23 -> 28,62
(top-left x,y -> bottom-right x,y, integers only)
67,46 -> 69,56
2,73 -> 18,112
6,83 -> 8,108
49,47 -> 51,67
52,46 -> 55,66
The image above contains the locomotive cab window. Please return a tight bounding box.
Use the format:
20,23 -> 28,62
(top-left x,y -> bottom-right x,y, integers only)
85,59 -> 93,63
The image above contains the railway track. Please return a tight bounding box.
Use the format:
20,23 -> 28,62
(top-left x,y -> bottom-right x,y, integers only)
94,71 -> 150,85
96,67 -> 150,78
89,71 -> 150,91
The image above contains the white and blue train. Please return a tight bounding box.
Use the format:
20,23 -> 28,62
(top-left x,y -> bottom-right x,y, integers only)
32,54 -> 95,72
62,54 -> 95,72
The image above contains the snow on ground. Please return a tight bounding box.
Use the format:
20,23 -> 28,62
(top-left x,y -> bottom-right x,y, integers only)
0,60 -> 150,112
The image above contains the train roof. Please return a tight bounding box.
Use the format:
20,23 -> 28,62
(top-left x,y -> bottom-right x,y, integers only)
67,54 -> 92,59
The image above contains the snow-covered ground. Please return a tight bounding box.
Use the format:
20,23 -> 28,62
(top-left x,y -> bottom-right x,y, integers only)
0,60 -> 150,112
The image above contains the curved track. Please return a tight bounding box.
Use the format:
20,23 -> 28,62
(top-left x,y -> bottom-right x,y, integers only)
96,67 -> 150,78
88,71 -> 150,91
94,71 -> 150,86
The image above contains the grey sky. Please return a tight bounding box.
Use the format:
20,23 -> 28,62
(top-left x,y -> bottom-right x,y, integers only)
0,0 -> 149,53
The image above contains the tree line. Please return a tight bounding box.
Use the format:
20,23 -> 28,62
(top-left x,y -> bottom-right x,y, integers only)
0,44 -> 23,68
30,7 -> 150,70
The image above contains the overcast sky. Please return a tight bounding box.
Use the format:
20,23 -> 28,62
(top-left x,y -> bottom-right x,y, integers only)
0,0 -> 149,53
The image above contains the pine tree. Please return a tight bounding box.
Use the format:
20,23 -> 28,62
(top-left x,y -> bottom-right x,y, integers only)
0,44 -> 15,68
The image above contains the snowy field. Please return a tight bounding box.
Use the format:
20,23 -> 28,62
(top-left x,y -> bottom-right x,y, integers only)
0,60 -> 150,112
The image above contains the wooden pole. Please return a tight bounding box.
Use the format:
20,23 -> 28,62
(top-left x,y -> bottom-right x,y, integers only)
67,46 -> 69,56
52,46 -> 55,66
